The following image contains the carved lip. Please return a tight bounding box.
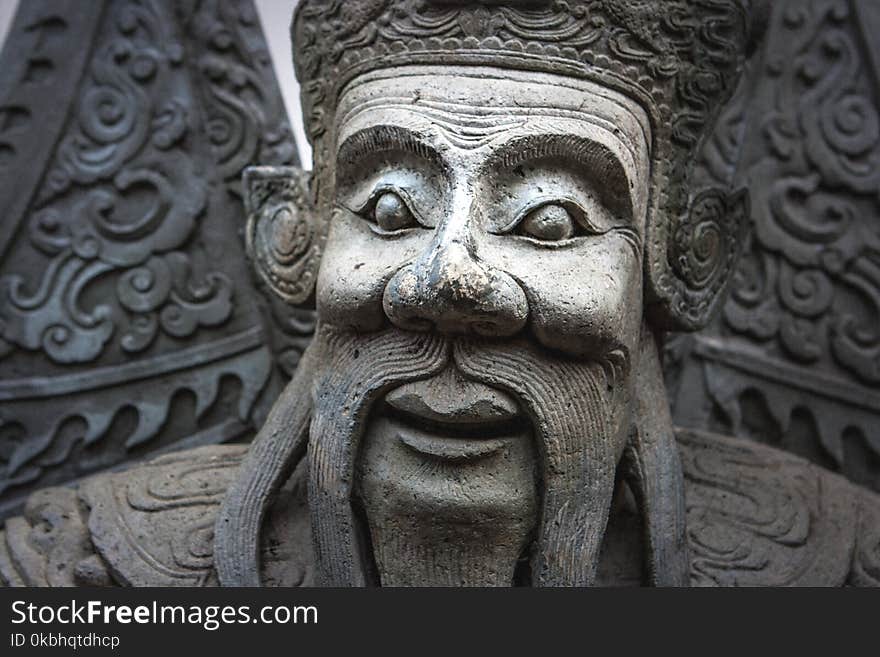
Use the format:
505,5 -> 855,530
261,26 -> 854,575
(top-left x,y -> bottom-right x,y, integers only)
397,431 -> 508,462
384,367 -> 520,427
384,368 -> 527,463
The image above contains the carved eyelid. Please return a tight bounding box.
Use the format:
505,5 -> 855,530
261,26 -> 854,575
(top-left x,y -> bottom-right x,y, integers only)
482,135 -> 636,220
351,184 -> 426,228
496,195 -> 604,236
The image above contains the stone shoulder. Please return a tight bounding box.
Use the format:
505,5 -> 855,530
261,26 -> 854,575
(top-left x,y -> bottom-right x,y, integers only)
677,428 -> 880,586
0,445 -> 313,587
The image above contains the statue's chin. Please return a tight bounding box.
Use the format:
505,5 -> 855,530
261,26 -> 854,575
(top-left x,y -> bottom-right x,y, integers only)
355,369 -> 540,587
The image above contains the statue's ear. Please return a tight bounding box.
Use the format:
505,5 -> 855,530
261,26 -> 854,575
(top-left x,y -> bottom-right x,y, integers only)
646,187 -> 750,331
243,166 -> 324,307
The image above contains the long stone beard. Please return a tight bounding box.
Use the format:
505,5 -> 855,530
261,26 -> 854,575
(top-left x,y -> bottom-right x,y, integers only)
307,325 -> 630,587
454,340 -> 630,586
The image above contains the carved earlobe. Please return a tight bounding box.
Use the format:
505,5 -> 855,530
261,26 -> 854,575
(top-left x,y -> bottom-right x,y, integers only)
646,187 -> 750,331
243,166 -> 325,307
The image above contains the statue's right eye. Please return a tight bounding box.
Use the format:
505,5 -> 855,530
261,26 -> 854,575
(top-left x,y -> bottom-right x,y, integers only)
518,203 -> 575,241
371,191 -> 417,231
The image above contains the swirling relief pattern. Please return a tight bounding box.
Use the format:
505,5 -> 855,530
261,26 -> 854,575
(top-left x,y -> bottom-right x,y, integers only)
0,0 -> 300,511
669,0 -> 880,492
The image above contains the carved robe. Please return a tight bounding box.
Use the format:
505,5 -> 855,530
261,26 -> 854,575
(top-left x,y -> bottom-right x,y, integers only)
3,429 -> 878,587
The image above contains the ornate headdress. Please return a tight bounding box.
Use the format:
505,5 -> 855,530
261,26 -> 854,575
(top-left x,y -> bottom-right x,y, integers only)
290,0 -> 763,330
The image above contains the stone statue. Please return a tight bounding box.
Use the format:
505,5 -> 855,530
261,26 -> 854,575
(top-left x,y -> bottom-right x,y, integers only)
2,0 -> 879,587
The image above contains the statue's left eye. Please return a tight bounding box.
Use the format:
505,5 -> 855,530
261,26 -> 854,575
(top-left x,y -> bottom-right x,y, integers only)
518,203 -> 575,241
372,191 -> 417,231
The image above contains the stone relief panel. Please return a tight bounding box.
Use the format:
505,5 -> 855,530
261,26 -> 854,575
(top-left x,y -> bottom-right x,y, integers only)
0,0 -> 314,518
669,0 -> 880,492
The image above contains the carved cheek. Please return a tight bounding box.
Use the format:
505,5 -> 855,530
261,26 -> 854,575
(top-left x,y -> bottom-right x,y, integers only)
316,213 -> 430,331
489,236 -> 642,358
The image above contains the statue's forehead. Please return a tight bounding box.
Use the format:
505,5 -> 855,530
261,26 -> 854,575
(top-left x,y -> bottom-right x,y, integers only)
334,65 -> 651,163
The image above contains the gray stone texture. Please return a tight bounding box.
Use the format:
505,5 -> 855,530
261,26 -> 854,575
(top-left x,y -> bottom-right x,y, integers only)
2,0 -> 880,587
0,0 -> 314,518
667,0 -> 880,495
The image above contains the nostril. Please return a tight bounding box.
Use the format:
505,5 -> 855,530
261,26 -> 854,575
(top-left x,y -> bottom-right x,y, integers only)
472,320 -> 506,337
397,309 -> 435,333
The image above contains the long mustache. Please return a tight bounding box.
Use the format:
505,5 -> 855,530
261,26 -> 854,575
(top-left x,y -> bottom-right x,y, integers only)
307,328 -> 628,586
453,340 -> 628,586
217,326 -> 636,586
308,328 -> 449,585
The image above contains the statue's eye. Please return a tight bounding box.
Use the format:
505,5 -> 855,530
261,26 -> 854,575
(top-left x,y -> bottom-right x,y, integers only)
372,191 -> 417,231
517,203 -> 576,241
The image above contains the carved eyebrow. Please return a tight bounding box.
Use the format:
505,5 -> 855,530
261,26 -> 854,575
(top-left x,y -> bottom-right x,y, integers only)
336,125 -> 442,173
483,134 -> 636,220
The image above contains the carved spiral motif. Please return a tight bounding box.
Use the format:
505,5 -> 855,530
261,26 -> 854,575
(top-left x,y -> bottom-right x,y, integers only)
269,205 -> 312,265
800,22 -> 880,194
80,81 -> 137,144
672,190 -> 742,291
244,167 -> 321,306
778,267 -> 833,319
207,116 -> 232,145
822,94 -> 879,157
684,222 -> 722,289
117,257 -> 172,313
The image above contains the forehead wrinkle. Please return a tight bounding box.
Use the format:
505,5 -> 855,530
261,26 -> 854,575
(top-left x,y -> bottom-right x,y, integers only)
337,102 -> 644,174
339,102 -> 525,152
338,66 -> 652,156
439,69 -> 653,159
336,77 -> 650,172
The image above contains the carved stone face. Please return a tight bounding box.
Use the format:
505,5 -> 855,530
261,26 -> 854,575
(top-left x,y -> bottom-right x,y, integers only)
302,65 -> 653,586
321,66 -> 651,354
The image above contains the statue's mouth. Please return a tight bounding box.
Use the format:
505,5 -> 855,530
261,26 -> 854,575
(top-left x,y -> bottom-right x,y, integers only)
382,365 -> 525,463
359,364 -> 540,587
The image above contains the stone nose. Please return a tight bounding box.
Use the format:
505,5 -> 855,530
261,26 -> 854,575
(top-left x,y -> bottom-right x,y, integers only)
382,238 -> 528,337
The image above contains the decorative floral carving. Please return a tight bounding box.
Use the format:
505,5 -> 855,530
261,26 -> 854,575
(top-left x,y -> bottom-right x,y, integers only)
185,0 -> 297,196
0,0 -> 300,512
723,0 -> 880,384
1,1 -> 211,365
669,0 -> 880,492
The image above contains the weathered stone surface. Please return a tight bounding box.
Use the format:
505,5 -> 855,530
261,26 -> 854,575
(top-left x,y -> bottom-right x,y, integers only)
0,0 -> 314,518
214,0 -> 763,588
5,0 -> 880,587
0,445 -> 313,587
668,0 -> 880,493
3,430 -> 878,586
